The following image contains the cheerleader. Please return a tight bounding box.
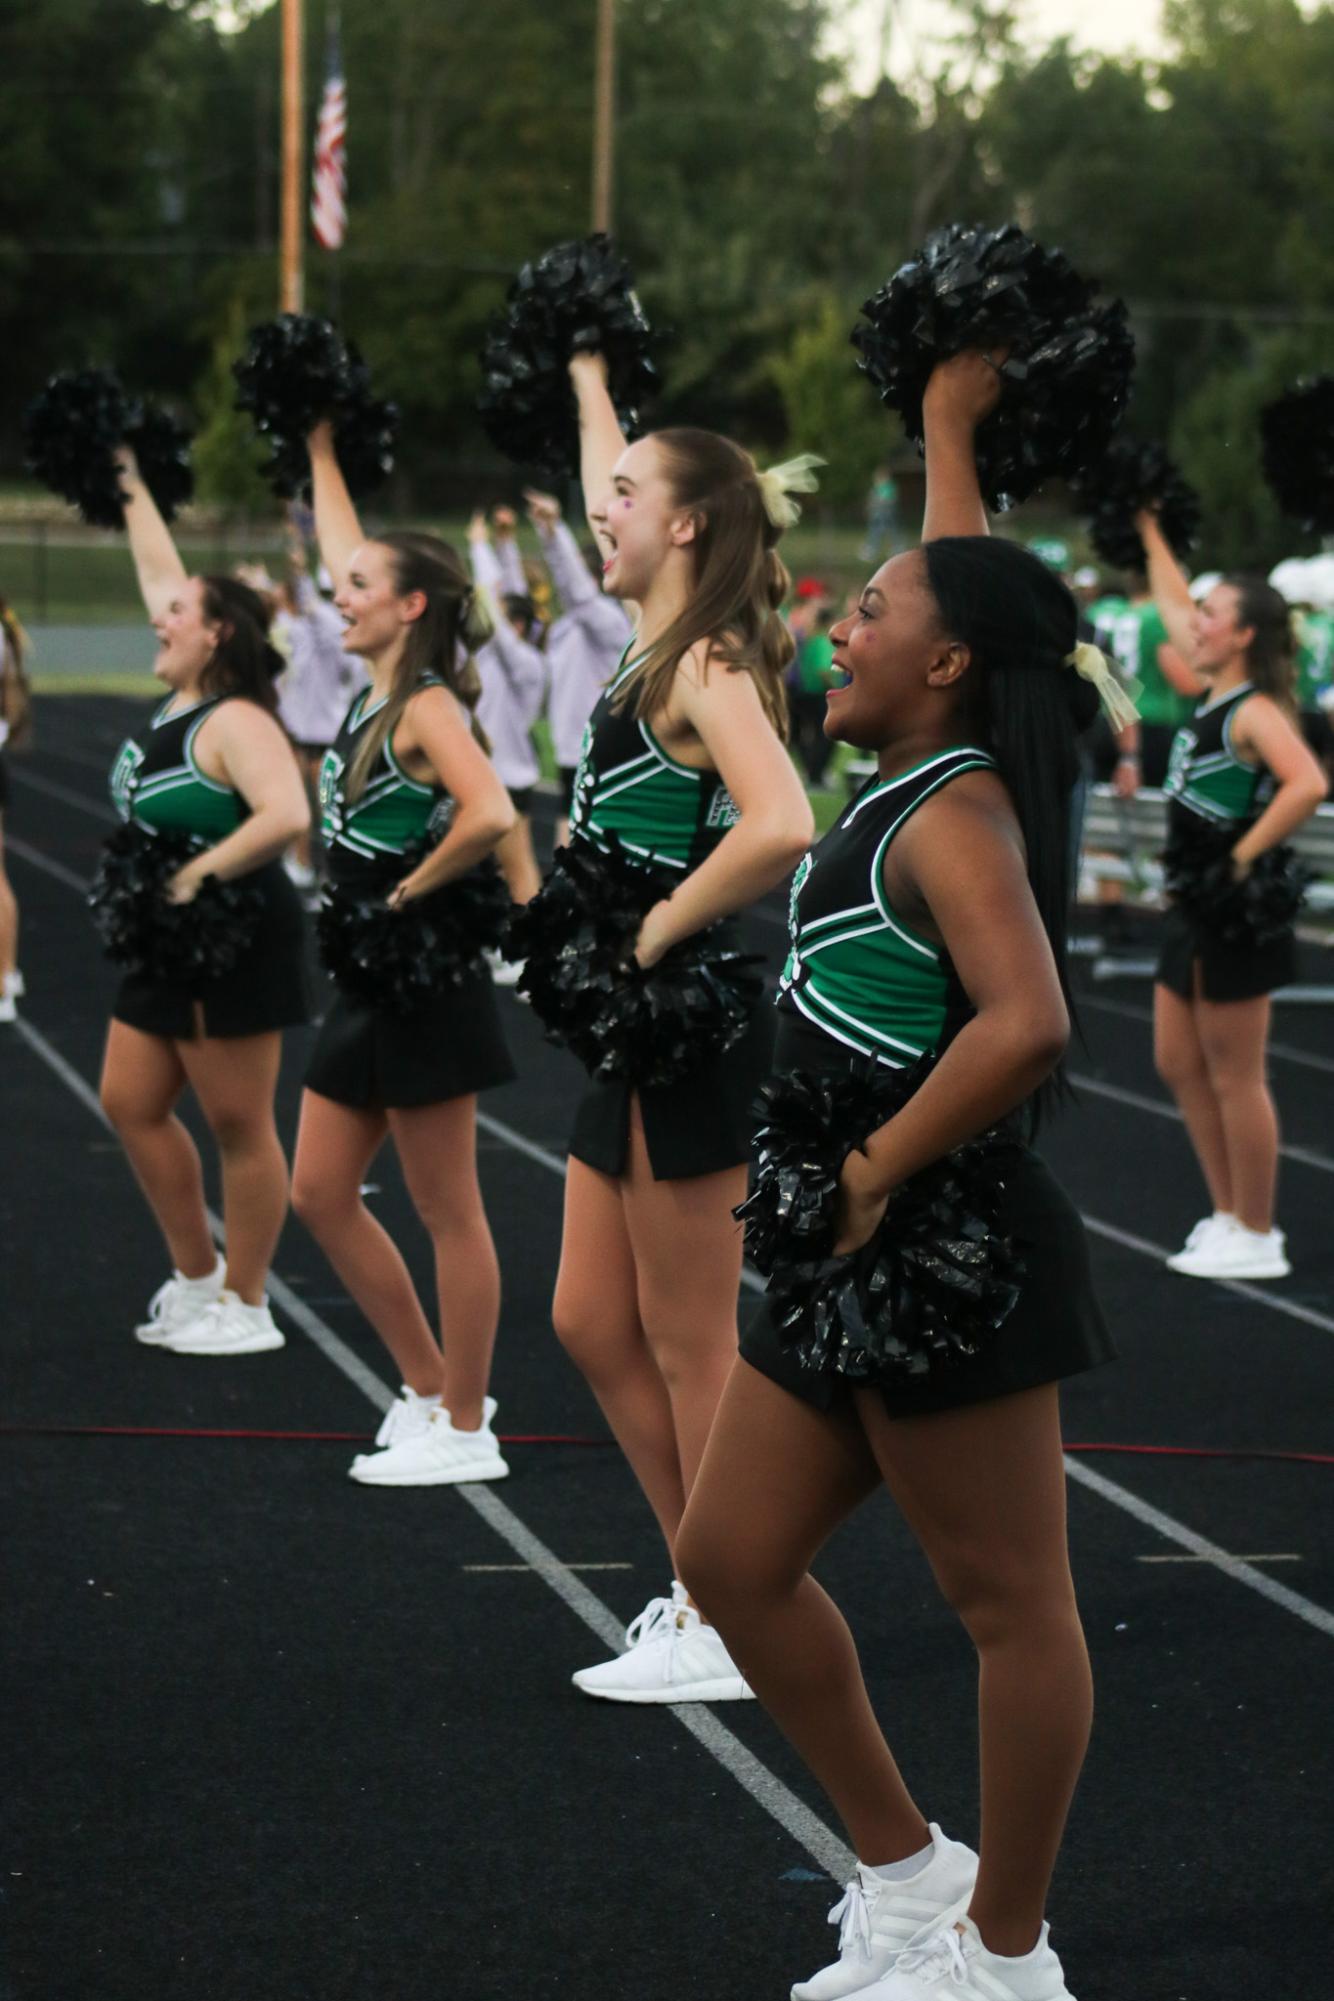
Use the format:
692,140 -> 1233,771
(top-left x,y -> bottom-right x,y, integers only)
1138,513 -> 1328,1281
520,488 -> 633,845
674,354 -> 1117,2001
548,352 -> 814,1701
289,422 -> 516,1485
99,451 -> 311,1355
0,592 -> 31,1024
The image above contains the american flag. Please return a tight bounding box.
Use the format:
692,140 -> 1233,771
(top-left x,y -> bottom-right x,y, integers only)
310,30 -> 347,252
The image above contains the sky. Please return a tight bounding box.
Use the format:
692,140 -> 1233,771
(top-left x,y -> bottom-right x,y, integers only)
829,0 -> 1168,89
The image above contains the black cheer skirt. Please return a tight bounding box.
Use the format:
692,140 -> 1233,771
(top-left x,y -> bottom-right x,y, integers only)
1155,905 -> 1296,1004
738,1021 -> 1114,1419
569,1003 -> 774,1182
112,860 -> 311,1041
304,965 -> 515,1109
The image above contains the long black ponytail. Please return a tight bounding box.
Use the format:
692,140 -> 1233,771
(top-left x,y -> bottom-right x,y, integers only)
921,537 -> 1099,1123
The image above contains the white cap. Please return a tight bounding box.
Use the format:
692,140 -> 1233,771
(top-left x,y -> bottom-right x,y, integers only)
1073,565 -> 1100,590
1188,570 -> 1222,601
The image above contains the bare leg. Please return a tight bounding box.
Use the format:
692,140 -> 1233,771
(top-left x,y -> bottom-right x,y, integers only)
291,1089 -> 444,1394
552,1156 -> 683,1556
1196,991 -> 1279,1231
496,815 -> 542,905
0,823 -> 18,980
177,1030 -> 288,1305
388,1096 -> 499,1431
677,1359 -> 926,1862
620,1098 -> 748,1506
99,1020 -> 215,1277
858,1385 -> 1092,1958
1154,980 -> 1232,1212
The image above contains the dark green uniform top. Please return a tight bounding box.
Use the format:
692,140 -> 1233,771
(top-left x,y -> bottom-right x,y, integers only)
318,679 -> 452,872
1163,683 -> 1272,828
109,696 -> 245,840
777,747 -> 996,1065
568,649 -> 740,874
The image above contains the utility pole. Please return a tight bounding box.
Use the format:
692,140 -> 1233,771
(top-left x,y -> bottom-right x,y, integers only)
592,0 -> 616,233
281,0 -> 305,311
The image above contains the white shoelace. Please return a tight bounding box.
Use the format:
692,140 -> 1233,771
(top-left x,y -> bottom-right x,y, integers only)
624,1595 -> 677,1649
142,1278 -> 176,1324
828,1874 -> 874,1958
897,1926 -> 971,1986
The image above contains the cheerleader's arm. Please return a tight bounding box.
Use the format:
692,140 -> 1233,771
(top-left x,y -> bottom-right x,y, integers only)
115,448 -> 188,620
167,705 -> 311,900
568,351 -> 628,549
1230,695 -> 1329,869
386,686 -> 516,904
1136,512 -> 1198,665
919,352 -> 1003,542
306,419 -> 364,590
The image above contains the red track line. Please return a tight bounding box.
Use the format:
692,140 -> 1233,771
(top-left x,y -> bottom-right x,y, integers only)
1,1425 -> 1331,1464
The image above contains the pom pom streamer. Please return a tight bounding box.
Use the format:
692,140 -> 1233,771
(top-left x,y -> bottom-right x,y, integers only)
24,371 -> 193,527
736,1057 -> 1025,1386
1163,814 -> 1311,949
1260,377 -> 1334,534
505,835 -> 764,1087
88,824 -> 264,982
316,844 -> 512,1013
477,235 -> 659,478
1070,435 -> 1201,573
852,223 -> 1135,511
233,315 -> 399,501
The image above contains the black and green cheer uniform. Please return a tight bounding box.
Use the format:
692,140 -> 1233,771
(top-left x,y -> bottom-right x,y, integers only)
107,694 -> 309,1039
741,748 -> 1113,1419
304,679 -> 514,1109
1157,681 -> 1295,1002
564,649 -> 773,1178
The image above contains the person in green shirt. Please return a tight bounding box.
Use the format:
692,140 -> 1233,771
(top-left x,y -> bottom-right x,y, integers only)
790,605 -> 839,786
1090,574 -> 1202,786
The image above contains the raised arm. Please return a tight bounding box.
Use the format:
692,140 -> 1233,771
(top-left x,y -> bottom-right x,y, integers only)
919,352 -> 1003,543
115,447 -> 188,621
567,351 -> 628,540
306,418 -> 365,590
467,520 -> 547,720
1136,512 -> 1198,664
490,506 -> 528,598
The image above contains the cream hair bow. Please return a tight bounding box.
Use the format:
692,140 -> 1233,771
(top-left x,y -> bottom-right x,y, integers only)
755,454 -> 825,530
1066,641 -> 1140,732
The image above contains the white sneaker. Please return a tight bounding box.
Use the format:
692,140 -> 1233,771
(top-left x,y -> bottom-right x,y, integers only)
1164,1212 -> 1234,1271
858,1916 -> 1073,2000
134,1256 -> 227,1344
571,1598 -> 756,1704
371,1383 -> 443,1449
348,1396 -> 508,1486
0,993 -> 16,1024
3,969 -> 25,999
1168,1219 -> 1291,1281
792,1828 -> 980,2001
162,1290 -> 286,1355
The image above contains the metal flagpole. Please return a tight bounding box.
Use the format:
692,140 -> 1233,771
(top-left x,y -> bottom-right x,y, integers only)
592,0 -> 615,232
281,0 -> 305,311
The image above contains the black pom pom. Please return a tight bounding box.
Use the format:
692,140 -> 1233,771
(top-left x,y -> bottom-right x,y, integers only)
125,400 -> 195,522
24,368 -> 133,528
317,845 -> 512,1013
477,235 -> 659,477
852,223 -> 1135,510
737,1056 -> 1024,1385
88,823 -> 264,981
233,315 -> 399,500
1260,377 -> 1334,534
1163,815 -> 1311,948
25,372 -> 195,528
505,836 -> 764,1086
1071,436 -> 1200,573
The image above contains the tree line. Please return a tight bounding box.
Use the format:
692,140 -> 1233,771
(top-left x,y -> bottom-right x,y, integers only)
3,0 -> 1330,565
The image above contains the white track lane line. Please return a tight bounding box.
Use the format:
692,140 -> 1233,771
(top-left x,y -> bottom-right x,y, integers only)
12,1012 -> 856,1882
1078,992 -> 1334,1079
1070,1070 -> 1334,1178
13,817 -> 1334,1646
